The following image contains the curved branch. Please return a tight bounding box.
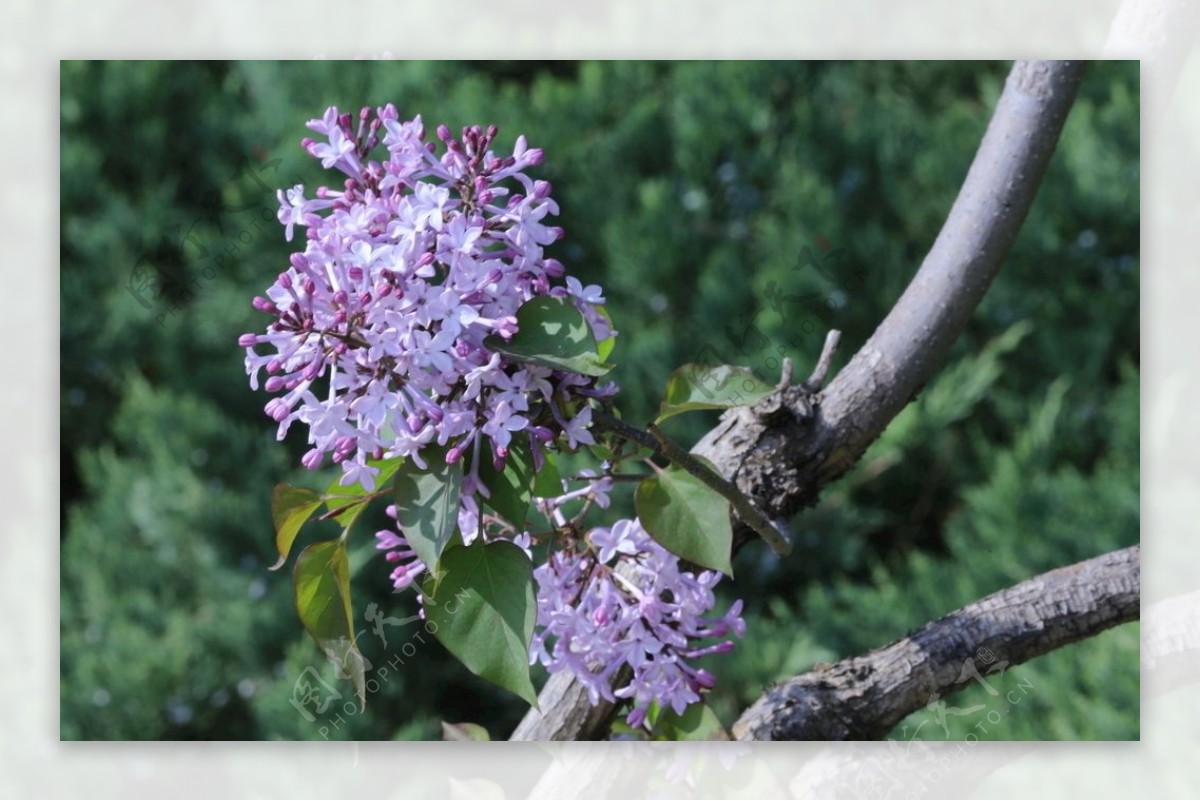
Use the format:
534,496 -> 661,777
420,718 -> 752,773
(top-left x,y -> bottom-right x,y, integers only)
733,545 -> 1140,741
694,60 -> 1086,528
510,59 -> 1086,742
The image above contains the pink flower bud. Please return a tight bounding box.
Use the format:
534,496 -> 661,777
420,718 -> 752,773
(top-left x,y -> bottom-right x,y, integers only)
626,707 -> 648,729
265,398 -> 290,421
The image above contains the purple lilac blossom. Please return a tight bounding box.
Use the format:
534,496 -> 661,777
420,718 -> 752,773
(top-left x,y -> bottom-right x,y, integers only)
530,517 -> 746,728
251,105 -> 745,728
241,105 -> 615,496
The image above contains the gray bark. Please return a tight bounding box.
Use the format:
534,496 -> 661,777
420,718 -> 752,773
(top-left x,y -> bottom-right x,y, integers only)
695,60 -> 1087,533
733,545 -> 1140,740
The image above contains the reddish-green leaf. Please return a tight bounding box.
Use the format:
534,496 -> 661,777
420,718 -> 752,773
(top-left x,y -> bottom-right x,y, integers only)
270,484 -> 322,570
293,540 -> 366,703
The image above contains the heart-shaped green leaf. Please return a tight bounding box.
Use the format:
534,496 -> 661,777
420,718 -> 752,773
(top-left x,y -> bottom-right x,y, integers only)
293,540 -> 366,703
425,539 -> 538,706
531,449 -> 563,499
656,364 -> 775,424
477,441 -> 535,528
594,304 -> 617,363
635,466 -> 733,575
323,456 -> 405,530
392,445 -> 463,572
270,484 -> 323,570
485,296 -> 611,377
440,721 -> 492,741
655,702 -> 730,741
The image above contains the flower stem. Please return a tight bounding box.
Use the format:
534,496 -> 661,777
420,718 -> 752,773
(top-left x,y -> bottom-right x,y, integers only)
590,407 -> 793,557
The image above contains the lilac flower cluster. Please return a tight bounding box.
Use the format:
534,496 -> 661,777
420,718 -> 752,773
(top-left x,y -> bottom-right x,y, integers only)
531,518 -> 746,728
374,505 -> 427,591
374,472 -> 612,595
372,472 -> 744,727
251,105 -> 745,729
240,105 -> 614,493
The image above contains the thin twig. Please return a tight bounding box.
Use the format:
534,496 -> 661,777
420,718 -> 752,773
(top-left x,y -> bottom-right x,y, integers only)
590,407 -> 793,556
568,472 -> 652,483
802,329 -> 841,392
647,423 -> 792,556
777,356 -> 794,390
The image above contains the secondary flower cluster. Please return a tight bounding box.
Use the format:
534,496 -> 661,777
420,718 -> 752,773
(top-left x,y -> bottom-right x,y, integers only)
531,517 -> 746,728
240,105 -> 614,493
373,475 -> 745,729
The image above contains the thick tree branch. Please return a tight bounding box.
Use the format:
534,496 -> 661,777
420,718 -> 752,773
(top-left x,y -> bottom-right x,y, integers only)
508,667 -> 630,741
510,60 -> 1086,742
693,60 -> 1086,535
733,545 -> 1140,741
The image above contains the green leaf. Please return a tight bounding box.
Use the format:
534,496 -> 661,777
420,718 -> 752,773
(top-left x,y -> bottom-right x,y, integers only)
477,440 -> 534,527
425,540 -> 538,706
594,304 -> 617,362
485,296 -> 611,377
655,702 -> 730,741
635,466 -> 733,575
293,540 -> 366,703
440,721 -> 492,741
656,364 -> 776,424
323,457 -> 405,530
392,445 -> 463,572
270,484 -> 323,571
531,450 -> 563,498
477,443 -> 565,523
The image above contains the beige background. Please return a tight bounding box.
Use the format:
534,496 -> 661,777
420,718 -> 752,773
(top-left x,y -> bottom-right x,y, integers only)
12,0 -> 1193,796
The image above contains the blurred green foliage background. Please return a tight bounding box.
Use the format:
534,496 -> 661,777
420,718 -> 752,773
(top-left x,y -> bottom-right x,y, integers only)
60,61 -> 1139,741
